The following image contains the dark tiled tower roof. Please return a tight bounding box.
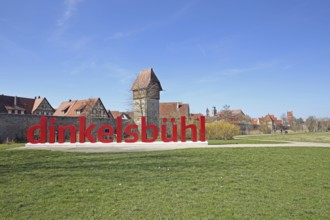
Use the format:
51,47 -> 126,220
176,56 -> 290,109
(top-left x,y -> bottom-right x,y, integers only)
131,68 -> 163,91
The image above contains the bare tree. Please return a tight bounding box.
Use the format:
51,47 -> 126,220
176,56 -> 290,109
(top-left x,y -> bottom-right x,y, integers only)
318,118 -> 329,132
241,114 -> 253,134
220,104 -> 232,122
281,113 -> 289,129
305,116 -> 318,132
259,122 -> 271,134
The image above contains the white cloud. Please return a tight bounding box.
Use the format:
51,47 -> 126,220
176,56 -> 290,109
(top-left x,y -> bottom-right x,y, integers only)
171,1 -> 197,20
67,59 -> 135,84
54,0 -> 82,38
104,25 -> 152,42
72,36 -> 92,50
105,1 -> 198,42
102,62 -> 135,83
196,43 -> 206,57
57,0 -> 82,28
105,31 -> 134,41
49,0 -> 90,50
218,60 -> 281,77
195,60 -> 282,83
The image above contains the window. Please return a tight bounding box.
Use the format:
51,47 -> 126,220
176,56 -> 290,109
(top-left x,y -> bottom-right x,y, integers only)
8,110 -> 12,114
62,106 -> 70,114
76,110 -> 81,115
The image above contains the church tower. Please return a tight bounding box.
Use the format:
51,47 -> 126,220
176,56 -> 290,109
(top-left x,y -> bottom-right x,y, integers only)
131,68 -> 163,137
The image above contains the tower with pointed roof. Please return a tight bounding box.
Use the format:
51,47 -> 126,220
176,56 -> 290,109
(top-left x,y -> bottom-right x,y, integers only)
131,68 -> 163,137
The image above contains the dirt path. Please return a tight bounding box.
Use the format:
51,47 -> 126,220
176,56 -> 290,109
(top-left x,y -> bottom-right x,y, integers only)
13,141 -> 330,153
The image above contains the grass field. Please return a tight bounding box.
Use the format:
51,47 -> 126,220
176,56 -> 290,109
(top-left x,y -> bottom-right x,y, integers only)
1,143 -> 329,219
238,132 -> 330,143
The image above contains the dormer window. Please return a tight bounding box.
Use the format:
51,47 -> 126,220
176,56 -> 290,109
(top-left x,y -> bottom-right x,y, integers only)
75,105 -> 86,115
76,105 -> 85,115
62,106 -> 70,114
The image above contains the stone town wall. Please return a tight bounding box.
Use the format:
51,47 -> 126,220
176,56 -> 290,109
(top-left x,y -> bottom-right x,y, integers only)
146,99 -> 160,128
0,114 -> 124,143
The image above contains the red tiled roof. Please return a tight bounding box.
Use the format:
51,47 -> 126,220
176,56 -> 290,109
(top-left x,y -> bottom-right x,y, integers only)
217,109 -> 245,116
268,114 -> 277,121
190,113 -> 203,121
107,110 -> 114,119
54,98 -> 109,118
276,120 -> 283,126
258,114 -> 278,123
230,109 -> 245,116
110,111 -> 121,118
131,68 -> 163,91
126,111 -> 134,119
108,110 -> 133,119
32,97 -> 50,113
159,102 -> 190,119
251,119 -> 258,125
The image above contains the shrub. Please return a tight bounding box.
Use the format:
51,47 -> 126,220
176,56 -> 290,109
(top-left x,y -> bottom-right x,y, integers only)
206,122 -> 240,140
258,123 -> 271,134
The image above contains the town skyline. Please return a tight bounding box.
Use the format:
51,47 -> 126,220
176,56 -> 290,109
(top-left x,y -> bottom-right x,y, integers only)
1,0 -> 330,119
0,84 -> 303,121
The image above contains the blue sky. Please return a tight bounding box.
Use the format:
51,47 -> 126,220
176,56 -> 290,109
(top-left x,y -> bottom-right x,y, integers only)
1,0 -> 329,119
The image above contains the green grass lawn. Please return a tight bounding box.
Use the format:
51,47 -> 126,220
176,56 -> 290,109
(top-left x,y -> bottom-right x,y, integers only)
1,144 -> 329,219
238,132 -> 330,143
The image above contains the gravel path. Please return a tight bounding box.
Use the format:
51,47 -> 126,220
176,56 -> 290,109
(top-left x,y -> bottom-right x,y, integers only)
13,141 -> 330,153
